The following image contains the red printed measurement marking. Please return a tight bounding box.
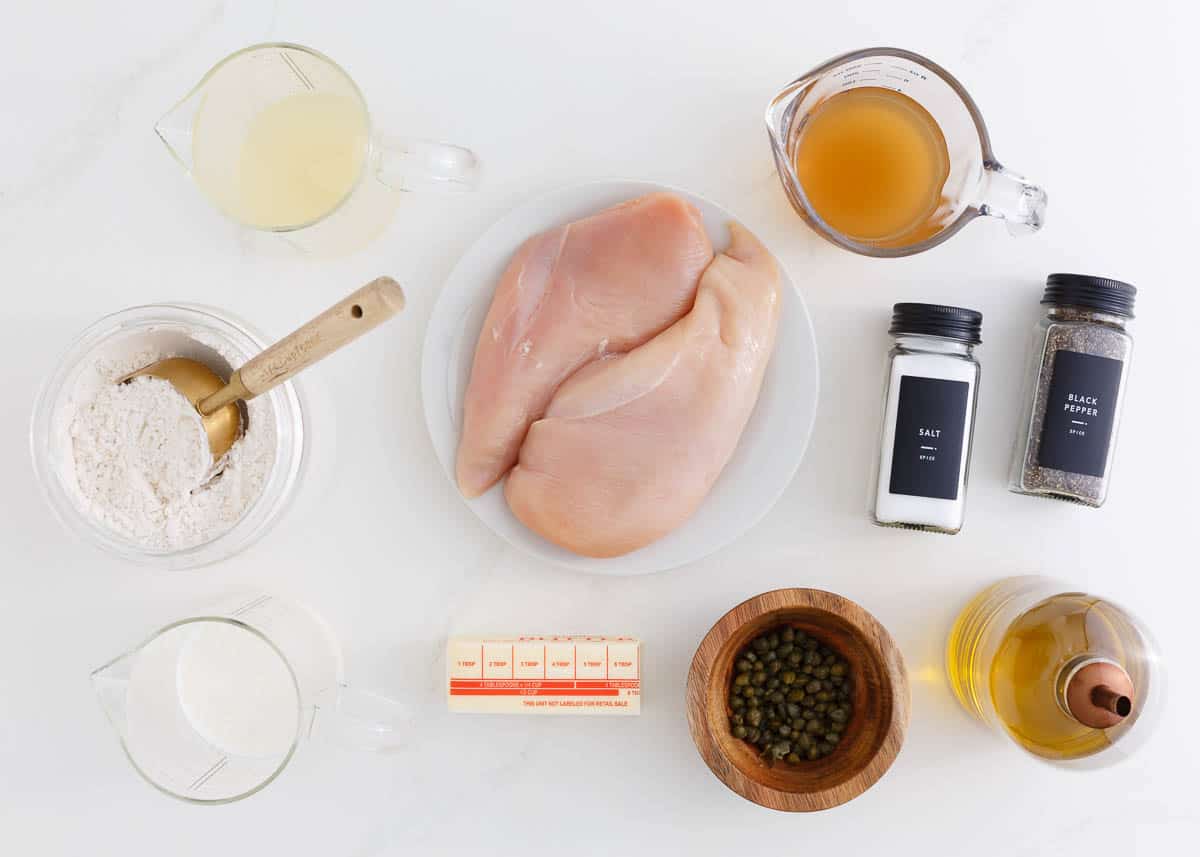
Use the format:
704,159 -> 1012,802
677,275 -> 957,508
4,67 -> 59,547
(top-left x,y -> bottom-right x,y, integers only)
449,639 -> 640,700
451,689 -> 620,697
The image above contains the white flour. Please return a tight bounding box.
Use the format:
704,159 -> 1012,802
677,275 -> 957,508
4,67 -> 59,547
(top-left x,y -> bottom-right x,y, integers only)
59,327 -> 276,551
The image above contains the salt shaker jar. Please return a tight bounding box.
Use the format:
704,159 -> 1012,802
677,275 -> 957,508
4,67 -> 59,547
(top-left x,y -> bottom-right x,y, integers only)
873,304 -> 982,534
1009,274 -> 1136,507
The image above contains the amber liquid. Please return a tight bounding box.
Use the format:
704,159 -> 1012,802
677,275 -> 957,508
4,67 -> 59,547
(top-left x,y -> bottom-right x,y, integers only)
792,87 -> 950,246
947,583 -> 1146,761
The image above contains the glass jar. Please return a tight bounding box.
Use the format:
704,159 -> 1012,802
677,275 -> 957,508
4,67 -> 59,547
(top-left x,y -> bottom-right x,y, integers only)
946,576 -> 1164,768
872,304 -> 982,534
30,304 -> 307,569
1009,274 -> 1135,507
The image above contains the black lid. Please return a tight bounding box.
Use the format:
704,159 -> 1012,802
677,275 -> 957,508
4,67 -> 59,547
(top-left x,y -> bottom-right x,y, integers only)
889,303 -> 983,345
1042,273 -> 1136,318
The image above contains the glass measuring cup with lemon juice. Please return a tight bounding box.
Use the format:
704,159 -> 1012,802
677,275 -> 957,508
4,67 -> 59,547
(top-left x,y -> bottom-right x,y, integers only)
193,90 -> 369,230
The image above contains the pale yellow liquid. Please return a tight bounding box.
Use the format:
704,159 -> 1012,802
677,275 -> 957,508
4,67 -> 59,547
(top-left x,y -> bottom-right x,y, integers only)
195,92 -> 369,230
947,585 -> 1144,761
793,87 -> 950,246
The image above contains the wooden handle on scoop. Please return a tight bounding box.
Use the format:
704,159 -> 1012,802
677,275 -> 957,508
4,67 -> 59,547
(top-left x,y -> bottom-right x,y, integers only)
199,277 -> 405,415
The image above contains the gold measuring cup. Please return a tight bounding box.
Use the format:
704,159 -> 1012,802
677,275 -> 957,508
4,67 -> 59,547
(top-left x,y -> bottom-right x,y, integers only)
122,277 -> 405,461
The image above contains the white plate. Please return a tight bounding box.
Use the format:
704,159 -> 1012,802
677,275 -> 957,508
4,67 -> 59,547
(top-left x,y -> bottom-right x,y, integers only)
421,180 -> 819,575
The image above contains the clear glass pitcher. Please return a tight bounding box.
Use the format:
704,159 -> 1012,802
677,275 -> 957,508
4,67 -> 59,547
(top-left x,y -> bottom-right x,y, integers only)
766,47 -> 1047,257
92,592 -> 408,804
156,43 -> 479,254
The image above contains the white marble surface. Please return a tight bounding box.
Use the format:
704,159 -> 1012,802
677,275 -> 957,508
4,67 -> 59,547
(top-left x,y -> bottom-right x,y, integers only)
2,1 -> 1197,854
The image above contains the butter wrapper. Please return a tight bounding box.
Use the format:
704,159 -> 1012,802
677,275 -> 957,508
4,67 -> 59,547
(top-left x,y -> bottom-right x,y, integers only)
447,636 -> 641,715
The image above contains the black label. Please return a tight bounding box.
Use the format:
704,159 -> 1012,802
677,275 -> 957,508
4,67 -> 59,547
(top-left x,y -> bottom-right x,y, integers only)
888,376 -> 970,501
1037,350 -> 1123,477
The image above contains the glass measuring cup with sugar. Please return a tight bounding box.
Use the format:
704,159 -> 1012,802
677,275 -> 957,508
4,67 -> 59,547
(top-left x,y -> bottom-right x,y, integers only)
92,592 -> 408,804
156,43 -> 479,254
766,47 -> 1047,257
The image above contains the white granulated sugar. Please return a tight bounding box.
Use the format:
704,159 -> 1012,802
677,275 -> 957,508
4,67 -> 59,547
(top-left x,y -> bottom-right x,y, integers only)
60,327 -> 276,551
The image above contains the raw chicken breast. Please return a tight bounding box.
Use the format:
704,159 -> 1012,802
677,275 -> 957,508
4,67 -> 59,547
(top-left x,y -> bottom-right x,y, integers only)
505,222 -> 781,558
456,193 -> 713,498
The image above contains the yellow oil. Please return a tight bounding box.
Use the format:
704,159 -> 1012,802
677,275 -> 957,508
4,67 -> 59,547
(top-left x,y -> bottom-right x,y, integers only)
947,580 -> 1146,762
194,91 -> 369,230
792,86 -> 950,246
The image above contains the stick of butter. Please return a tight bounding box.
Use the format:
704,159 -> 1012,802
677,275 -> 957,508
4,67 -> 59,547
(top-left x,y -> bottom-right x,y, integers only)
447,636 -> 641,715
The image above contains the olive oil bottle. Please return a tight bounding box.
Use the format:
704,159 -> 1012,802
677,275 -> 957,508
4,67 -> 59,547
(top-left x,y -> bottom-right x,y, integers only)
947,577 -> 1161,765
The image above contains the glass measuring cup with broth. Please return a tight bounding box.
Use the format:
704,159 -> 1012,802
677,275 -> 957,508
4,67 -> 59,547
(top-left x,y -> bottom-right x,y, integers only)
766,48 -> 1046,257
156,43 -> 479,254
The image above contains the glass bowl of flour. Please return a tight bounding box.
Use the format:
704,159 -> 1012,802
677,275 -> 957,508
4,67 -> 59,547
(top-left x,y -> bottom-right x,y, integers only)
30,304 -> 306,569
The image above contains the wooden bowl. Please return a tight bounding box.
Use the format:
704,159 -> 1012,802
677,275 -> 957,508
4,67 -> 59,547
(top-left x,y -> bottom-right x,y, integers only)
686,588 -> 910,812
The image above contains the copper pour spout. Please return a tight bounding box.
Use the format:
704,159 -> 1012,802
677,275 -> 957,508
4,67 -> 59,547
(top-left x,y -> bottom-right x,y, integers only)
1091,685 -> 1133,718
1063,660 -> 1135,729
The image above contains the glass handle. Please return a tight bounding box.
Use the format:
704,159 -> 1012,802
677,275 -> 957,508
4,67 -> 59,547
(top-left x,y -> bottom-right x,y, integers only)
978,162 -> 1047,236
310,683 -> 413,751
374,135 -> 479,193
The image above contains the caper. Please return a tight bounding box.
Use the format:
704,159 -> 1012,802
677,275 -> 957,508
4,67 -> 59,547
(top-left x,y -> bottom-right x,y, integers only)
728,625 -> 854,765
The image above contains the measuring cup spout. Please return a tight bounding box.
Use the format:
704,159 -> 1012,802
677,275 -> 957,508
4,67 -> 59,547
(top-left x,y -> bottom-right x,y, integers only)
155,87 -> 203,174
978,162 -> 1048,236
91,652 -> 135,741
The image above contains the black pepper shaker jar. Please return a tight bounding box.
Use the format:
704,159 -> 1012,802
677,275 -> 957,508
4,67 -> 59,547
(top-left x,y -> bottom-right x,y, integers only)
1009,274 -> 1136,507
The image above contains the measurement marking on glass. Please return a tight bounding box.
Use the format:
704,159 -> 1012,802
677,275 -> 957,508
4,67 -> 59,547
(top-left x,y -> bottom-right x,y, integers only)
279,51 -> 315,91
188,756 -> 228,791
231,594 -> 272,616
